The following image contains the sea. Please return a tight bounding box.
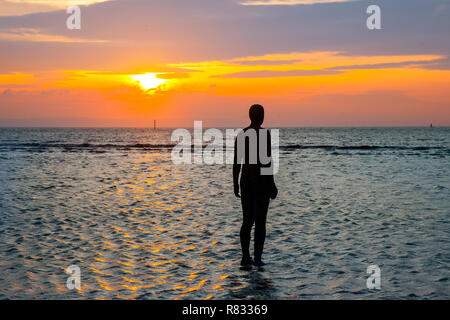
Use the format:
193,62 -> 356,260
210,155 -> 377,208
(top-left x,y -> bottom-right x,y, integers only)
0,127 -> 448,299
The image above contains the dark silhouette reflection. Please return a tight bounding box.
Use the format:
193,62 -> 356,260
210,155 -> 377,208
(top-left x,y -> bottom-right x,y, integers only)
233,104 -> 277,268
226,270 -> 277,300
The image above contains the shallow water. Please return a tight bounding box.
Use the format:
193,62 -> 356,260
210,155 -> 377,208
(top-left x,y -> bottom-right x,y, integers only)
0,127 -> 449,299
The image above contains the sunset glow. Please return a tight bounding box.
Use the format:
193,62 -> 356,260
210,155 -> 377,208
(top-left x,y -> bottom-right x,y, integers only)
0,0 -> 449,127
130,73 -> 168,92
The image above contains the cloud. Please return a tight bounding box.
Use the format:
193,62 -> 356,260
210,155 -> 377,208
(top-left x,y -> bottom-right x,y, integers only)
0,27 -> 108,43
0,72 -> 36,88
0,0 -> 449,73
416,56 -> 450,70
6,0 -> 107,4
156,72 -> 192,80
211,53 -> 445,78
0,0 -> 109,16
212,60 -> 437,78
329,60 -> 445,70
214,69 -> 342,78
229,59 -> 303,66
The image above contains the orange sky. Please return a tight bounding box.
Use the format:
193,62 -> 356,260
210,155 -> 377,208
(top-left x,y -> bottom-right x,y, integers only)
1,0 -> 449,127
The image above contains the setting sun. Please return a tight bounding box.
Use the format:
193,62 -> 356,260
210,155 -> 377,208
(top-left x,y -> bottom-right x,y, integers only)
130,73 -> 167,91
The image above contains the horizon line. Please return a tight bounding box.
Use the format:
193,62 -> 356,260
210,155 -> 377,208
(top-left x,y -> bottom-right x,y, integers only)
0,125 -> 448,129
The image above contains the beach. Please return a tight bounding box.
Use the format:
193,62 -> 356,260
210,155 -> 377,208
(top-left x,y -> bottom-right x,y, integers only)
0,127 -> 448,299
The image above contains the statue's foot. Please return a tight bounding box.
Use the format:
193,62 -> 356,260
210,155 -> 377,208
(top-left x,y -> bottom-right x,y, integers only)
240,257 -> 254,266
253,260 -> 266,267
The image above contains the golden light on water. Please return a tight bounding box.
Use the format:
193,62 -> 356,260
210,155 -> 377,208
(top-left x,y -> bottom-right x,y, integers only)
130,73 -> 168,91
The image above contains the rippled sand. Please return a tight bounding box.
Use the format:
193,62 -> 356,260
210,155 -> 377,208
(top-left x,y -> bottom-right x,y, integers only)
0,127 -> 448,299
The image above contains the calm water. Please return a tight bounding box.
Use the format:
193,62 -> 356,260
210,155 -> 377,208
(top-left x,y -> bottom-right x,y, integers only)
0,127 -> 449,300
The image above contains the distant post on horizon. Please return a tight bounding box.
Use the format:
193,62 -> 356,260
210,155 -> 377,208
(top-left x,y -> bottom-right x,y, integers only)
154,120 -> 156,130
